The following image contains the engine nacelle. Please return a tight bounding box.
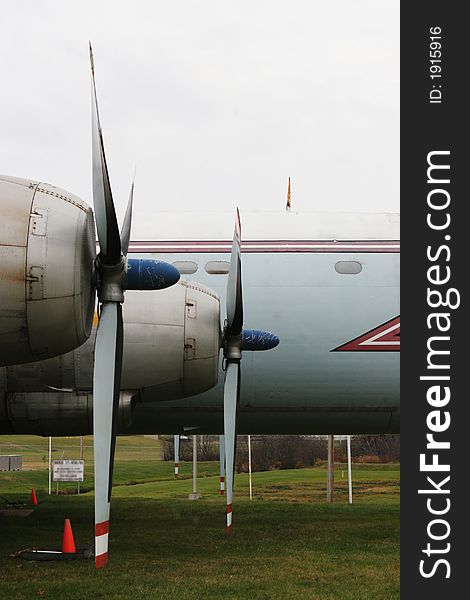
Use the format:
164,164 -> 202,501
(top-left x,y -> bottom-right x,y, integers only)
90,280 -> 221,400
0,280 -> 221,435
0,175 -> 95,366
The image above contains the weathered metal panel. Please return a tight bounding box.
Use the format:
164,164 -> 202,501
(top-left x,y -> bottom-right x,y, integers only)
27,296 -> 76,359
183,282 -> 219,396
7,391 -> 92,435
0,175 -> 36,246
0,246 -> 30,363
27,266 -> 44,300
184,338 -> 196,361
6,361 -> 47,392
183,283 -> 220,360
23,184 -> 94,359
0,177 -> 34,365
30,208 -> 48,236
4,390 -> 134,436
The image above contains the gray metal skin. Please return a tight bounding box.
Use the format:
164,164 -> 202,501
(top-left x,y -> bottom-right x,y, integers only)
130,243 -> 400,435
0,175 -> 95,365
0,210 -> 399,436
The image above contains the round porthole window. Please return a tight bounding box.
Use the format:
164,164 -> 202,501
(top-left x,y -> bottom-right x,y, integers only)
334,261 -> 363,275
171,261 -> 198,274
205,261 -> 230,274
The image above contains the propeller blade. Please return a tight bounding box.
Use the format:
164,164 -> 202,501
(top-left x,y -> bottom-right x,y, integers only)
223,361 -> 240,533
220,210 -> 279,532
120,176 -> 134,257
93,302 -> 123,568
226,209 -> 243,336
90,43 -> 121,264
88,47 -> 181,568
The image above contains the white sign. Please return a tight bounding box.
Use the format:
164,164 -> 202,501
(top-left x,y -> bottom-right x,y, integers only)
52,460 -> 84,482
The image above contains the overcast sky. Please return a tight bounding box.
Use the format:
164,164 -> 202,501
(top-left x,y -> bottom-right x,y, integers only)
1,1 -> 399,217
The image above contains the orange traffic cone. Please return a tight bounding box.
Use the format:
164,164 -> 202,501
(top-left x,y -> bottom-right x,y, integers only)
31,488 -> 38,506
62,518 -> 76,553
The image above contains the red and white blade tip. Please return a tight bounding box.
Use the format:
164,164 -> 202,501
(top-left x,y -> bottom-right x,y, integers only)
95,520 -> 109,568
226,503 -> 233,533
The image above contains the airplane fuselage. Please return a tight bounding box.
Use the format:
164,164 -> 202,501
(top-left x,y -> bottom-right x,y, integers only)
0,210 -> 400,435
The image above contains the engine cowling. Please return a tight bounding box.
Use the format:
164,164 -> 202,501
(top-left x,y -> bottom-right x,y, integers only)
71,280 -> 221,400
0,175 -> 95,366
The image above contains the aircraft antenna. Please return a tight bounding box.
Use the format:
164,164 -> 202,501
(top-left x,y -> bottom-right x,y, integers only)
286,177 -> 291,211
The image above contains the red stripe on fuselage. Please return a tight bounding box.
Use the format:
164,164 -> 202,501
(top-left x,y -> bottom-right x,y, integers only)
123,240 -> 400,254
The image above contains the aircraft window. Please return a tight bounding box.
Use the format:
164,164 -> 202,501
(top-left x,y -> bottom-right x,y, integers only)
205,261 -> 230,274
335,261 -> 362,275
172,261 -> 198,274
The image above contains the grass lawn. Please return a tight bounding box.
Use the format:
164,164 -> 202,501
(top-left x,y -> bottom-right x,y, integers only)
0,436 -> 399,600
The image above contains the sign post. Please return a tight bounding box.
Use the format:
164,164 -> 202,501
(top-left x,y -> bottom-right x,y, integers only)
52,460 -> 84,496
327,435 -> 334,502
188,435 -> 200,500
48,437 -> 52,495
347,435 -> 353,504
248,435 -> 253,501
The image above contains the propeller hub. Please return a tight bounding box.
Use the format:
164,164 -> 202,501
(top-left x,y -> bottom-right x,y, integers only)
96,256 -> 125,303
224,330 -> 242,362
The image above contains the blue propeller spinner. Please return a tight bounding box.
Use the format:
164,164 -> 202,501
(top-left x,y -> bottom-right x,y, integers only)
241,330 -> 279,352
124,259 -> 180,291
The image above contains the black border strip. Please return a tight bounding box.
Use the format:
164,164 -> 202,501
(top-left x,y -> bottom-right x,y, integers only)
401,3 -> 467,595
